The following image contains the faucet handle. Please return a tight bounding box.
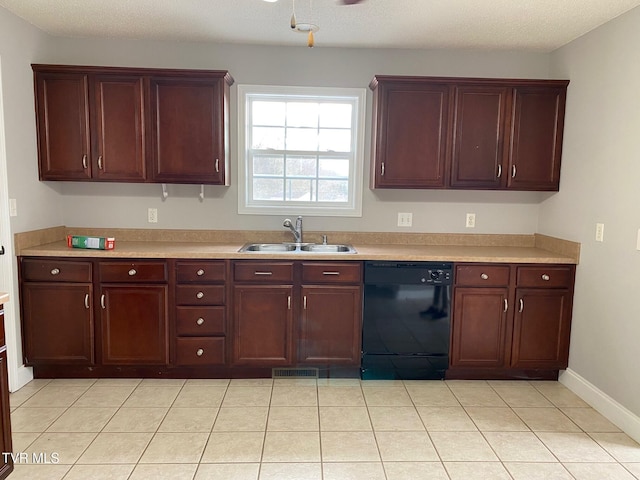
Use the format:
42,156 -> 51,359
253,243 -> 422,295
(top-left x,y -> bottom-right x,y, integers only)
322,234 -> 328,245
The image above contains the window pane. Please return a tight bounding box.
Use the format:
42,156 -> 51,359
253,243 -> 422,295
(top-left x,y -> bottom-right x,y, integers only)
287,102 -> 319,127
319,129 -> 351,152
252,126 -> 285,150
319,103 -> 352,128
253,101 -> 285,126
286,127 -> 318,151
253,178 -> 284,200
286,179 -> 314,201
287,156 -> 317,177
318,180 -> 349,202
319,158 -> 349,178
253,155 -> 284,176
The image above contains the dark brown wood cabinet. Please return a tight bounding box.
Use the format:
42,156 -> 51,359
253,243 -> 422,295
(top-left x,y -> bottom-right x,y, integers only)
20,259 -> 94,365
370,76 -> 569,191
98,261 -> 168,365
370,78 -> 450,188
149,75 -> 231,185
0,305 -> 14,480
32,65 -> 233,184
507,86 -> 566,190
232,262 -> 295,366
34,71 -> 91,180
450,86 -> 509,189
450,263 -> 575,377
299,262 -> 362,365
174,260 -> 227,366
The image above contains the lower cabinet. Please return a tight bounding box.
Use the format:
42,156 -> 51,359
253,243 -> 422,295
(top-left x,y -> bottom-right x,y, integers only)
450,263 -> 575,375
0,305 -> 14,479
99,284 -> 168,365
20,258 -> 94,365
231,261 -> 362,368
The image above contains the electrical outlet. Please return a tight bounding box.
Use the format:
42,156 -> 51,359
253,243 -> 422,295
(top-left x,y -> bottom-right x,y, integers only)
636,228 -> 640,251
466,213 -> 476,228
397,212 -> 412,227
595,223 -> 604,242
148,208 -> 158,223
9,199 -> 17,217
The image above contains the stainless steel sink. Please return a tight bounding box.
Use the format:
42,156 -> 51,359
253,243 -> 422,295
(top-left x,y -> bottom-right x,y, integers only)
300,244 -> 356,253
239,243 -> 298,252
238,243 -> 356,254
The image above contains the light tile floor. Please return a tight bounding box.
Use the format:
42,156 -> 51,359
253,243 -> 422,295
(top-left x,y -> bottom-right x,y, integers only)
8,378 -> 640,480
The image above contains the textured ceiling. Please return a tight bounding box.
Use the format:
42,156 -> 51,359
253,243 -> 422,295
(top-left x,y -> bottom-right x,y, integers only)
1,0 -> 639,51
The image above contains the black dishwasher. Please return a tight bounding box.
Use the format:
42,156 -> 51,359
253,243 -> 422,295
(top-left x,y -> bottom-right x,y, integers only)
361,261 -> 453,380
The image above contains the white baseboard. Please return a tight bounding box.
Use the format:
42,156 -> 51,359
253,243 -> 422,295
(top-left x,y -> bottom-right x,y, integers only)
560,368 -> 640,443
10,365 -> 34,392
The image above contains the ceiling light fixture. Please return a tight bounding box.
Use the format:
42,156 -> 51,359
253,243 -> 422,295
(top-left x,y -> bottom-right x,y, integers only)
290,0 -> 319,48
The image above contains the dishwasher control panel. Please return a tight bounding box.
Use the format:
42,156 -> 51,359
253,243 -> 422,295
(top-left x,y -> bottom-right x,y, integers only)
364,262 -> 453,285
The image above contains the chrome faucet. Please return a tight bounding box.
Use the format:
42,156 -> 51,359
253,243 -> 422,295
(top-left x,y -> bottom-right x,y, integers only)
283,216 -> 303,243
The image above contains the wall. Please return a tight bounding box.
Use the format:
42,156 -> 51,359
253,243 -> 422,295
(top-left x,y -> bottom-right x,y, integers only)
544,6 -> 640,417
0,6 -> 63,388
36,38 -> 554,234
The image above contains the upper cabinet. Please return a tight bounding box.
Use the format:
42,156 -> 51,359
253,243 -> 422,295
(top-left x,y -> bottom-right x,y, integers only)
370,78 -> 450,188
370,76 -> 569,191
32,65 -> 233,185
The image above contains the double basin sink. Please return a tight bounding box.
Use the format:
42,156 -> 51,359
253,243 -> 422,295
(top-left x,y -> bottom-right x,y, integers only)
239,242 -> 357,254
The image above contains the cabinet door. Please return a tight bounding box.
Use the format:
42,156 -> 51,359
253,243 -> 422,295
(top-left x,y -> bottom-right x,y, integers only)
100,285 -> 168,365
0,349 -> 12,479
92,75 -> 146,181
149,76 -> 226,184
450,86 -> 509,188
21,283 -> 94,364
451,287 -> 509,368
511,288 -> 572,369
34,71 -> 91,180
372,82 -> 449,188
507,86 -> 566,191
232,285 -> 293,365
300,286 -> 362,365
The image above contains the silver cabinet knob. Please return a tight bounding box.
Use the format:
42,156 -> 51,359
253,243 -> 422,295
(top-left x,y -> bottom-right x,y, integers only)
196,348 -> 204,357
50,268 -> 60,275
481,273 -> 489,280
196,269 -> 205,276
128,269 -> 137,276
541,274 -> 550,281
196,318 -> 205,326
196,291 -> 204,299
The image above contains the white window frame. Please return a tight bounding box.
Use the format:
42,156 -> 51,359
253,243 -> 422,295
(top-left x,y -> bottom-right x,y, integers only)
237,84 -> 365,217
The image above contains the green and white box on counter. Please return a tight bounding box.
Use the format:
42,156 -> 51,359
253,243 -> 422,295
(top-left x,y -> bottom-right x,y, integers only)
67,235 -> 115,250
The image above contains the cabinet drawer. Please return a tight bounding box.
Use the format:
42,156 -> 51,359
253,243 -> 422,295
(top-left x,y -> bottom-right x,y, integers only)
176,307 -> 225,336
176,337 -> 225,366
176,285 -> 225,305
234,262 -> 294,283
516,266 -> 574,288
99,262 -> 167,282
176,261 -> 226,283
301,262 -> 362,284
456,264 -> 510,286
22,258 -> 92,282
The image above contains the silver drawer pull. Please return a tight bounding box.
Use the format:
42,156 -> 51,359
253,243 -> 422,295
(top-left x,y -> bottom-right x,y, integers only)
519,298 -> 524,313
50,268 -> 60,276
541,274 -> 550,281
512,165 -> 517,178
322,271 -> 340,276
254,271 -> 273,276
82,154 -> 88,169
101,294 -> 106,309
196,348 -> 204,357
215,158 -> 220,173
98,155 -> 104,170
128,269 -> 137,276
497,164 -> 502,178
84,294 -> 90,309
480,273 -> 489,280
196,269 -> 205,276
503,299 -> 508,312
196,291 -> 204,299
196,317 -> 205,326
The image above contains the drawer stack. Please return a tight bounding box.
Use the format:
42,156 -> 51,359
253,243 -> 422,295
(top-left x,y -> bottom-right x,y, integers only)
175,261 -> 227,366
